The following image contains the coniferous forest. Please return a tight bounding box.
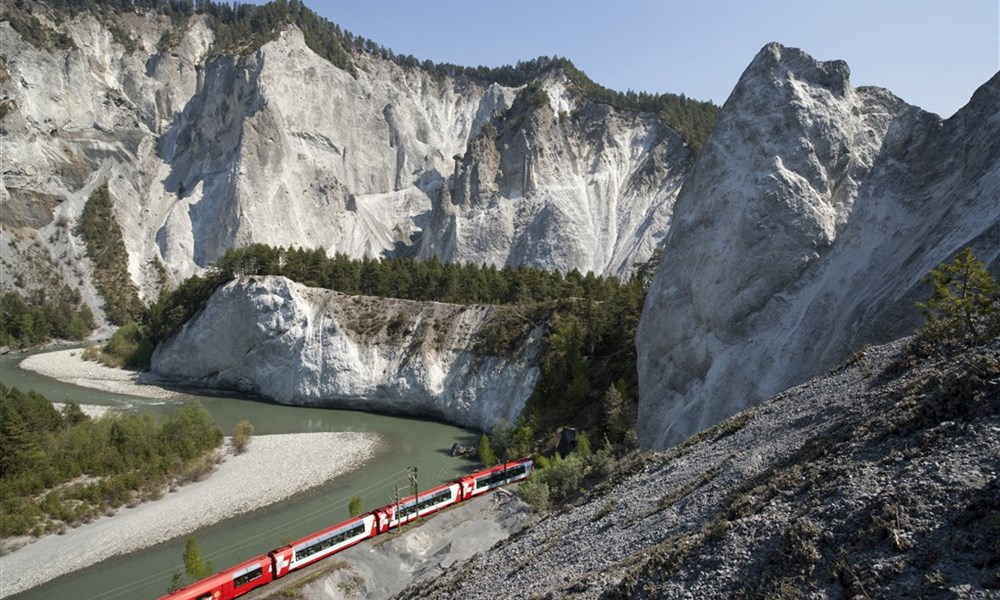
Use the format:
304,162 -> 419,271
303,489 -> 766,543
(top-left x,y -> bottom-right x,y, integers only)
136,244 -> 656,439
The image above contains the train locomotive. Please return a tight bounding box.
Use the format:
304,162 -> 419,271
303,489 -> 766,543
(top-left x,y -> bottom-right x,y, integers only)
157,457 -> 533,600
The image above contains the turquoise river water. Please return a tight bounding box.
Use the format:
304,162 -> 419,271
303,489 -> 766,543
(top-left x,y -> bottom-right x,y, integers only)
0,348 -> 480,600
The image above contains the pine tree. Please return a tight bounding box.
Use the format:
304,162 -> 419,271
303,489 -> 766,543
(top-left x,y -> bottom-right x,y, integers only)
0,400 -> 36,476
168,570 -> 184,593
183,536 -> 213,581
601,383 -> 628,443
918,248 -> 1000,344
478,434 -> 497,467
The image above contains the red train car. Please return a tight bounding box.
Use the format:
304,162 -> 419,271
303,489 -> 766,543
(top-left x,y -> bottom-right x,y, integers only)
459,457 -> 533,499
269,513 -> 376,577
373,481 -> 462,534
155,457 -> 533,600
155,554 -> 272,600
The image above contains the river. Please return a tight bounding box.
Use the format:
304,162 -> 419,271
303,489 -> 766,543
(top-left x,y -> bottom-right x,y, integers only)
1,349 -> 480,600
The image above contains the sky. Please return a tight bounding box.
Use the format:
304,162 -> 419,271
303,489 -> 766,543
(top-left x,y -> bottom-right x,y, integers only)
286,0 -> 999,118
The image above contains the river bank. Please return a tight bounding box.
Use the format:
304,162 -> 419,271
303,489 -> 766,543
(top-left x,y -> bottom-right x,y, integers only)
2,349 -> 386,598
18,348 -> 178,399
0,432 -> 384,598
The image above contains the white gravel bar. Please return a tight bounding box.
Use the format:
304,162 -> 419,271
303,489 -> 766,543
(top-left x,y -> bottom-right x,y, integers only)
19,348 -> 179,399
0,432 -> 382,598
6,349 -> 383,597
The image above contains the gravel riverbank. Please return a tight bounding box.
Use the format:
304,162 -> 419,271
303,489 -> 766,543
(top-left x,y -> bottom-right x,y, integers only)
19,349 -> 179,399
0,432 -> 383,598
3,350 -> 384,598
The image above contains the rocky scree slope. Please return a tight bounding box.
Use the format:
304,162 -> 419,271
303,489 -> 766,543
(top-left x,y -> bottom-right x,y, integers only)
0,6 -> 692,322
151,276 -> 544,431
637,43 -> 1000,450
400,338 -> 1000,599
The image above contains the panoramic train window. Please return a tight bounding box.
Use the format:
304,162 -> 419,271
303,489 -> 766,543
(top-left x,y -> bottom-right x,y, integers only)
232,566 -> 263,587
476,464 -> 528,488
295,522 -> 367,561
395,489 -> 453,520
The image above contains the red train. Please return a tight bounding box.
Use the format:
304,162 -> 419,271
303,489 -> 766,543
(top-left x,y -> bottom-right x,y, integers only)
157,457 -> 533,600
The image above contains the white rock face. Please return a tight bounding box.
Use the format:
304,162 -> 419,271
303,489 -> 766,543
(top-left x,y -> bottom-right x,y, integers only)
1,11 -> 690,323
421,75 -> 689,276
151,276 -> 543,431
636,44 -> 1000,449
0,13 -> 214,317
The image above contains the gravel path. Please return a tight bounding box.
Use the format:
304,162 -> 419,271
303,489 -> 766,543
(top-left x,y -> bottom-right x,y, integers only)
0,432 -> 383,598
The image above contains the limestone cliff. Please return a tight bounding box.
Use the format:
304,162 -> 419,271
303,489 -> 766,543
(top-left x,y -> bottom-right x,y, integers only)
636,44 -> 1000,449
0,6 -> 691,325
151,276 -> 543,431
420,76 -> 689,275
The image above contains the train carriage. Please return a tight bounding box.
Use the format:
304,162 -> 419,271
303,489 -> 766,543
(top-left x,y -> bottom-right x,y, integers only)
374,481 -> 461,533
155,554 -> 272,600
156,457 -> 533,600
460,458 -> 533,499
270,513 -> 376,577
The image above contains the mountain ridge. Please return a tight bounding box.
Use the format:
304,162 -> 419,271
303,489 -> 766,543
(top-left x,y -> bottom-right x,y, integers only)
0,0 -> 710,325
636,42 -> 1000,450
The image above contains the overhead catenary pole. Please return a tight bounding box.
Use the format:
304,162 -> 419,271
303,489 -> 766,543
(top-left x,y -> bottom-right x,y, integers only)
392,485 -> 400,533
407,466 -> 419,502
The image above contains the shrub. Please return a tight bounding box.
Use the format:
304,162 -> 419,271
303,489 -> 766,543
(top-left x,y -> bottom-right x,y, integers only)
507,421 -> 536,458
348,496 -> 362,517
518,476 -> 550,512
101,322 -> 154,368
575,432 -> 592,458
232,420 -> 255,454
535,452 -> 586,503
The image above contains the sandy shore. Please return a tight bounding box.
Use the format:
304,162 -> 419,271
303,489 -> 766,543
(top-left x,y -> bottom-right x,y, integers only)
19,348 -> 180,399
0,432 -> 383,598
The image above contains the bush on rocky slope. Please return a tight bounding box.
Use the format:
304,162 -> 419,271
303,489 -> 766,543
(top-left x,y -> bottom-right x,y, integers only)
918,248 -> 1000,346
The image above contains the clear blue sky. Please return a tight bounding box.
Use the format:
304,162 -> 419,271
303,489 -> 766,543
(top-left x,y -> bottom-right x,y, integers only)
289,0 -> 998,118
